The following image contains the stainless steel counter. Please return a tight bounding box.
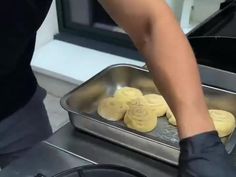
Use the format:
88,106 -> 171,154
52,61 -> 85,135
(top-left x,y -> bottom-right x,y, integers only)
0,123 -> 178,177
46,123 -> 236,174
46,124 -> 178,177
1,123 -> 236,177
0,142 -> 91,177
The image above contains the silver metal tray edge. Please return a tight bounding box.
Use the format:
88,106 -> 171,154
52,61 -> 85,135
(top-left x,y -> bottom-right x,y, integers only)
69,112 -> 180,165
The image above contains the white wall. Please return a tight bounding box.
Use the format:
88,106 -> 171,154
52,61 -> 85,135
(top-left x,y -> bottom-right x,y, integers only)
166,0 -> 225,27
35,0 -> 59,49
191,0 -> 225,23
166,0 -> 184,21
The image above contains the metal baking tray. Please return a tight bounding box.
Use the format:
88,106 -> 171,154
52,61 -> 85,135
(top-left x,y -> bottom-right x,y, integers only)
61,64 -> 236,166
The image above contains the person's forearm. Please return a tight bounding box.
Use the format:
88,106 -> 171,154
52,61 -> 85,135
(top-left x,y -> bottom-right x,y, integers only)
99,0 -> 215,139
139,3 -> 215,138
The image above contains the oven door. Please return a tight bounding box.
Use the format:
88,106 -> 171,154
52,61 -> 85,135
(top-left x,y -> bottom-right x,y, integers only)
189,36 -> 236,73
187,0 -> 236,66
186,0 -> 236,91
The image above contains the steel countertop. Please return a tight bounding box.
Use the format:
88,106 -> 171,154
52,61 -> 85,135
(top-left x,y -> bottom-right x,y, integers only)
45,123 -> 236,176
45,123 -> 178,177
1,122 -> 236,177
0,142 -> 91,177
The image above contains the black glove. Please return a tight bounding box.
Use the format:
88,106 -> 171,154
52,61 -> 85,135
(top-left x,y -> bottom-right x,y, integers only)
178,131 -> 236,177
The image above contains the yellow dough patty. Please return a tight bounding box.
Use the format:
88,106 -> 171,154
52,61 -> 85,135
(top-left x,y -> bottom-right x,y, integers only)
166,108 -> 177,126
209,109 -> 235,137
127,97 -> 148,107
114,87 -> 143,104
144,94 -> 168,117
166,108 -> 236,137
97,97 -> 129,121
124,105 -> 158,132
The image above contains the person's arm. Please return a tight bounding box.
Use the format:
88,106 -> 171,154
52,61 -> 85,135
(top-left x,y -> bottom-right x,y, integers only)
98,0 -> 214,139
98,1 -> 236,176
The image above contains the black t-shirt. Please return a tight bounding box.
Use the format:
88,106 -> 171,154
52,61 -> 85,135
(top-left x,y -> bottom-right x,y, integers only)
0,0 -> 52,120
179,131 -> 236,177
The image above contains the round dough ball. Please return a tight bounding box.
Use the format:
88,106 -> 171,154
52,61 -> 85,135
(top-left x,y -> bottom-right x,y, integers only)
166,108 -> 177,126
124,106 -> 158,132
124,116 -> 157,133
97,97 -> 129,121
144,94 -> 168,117
114,87 -> 143,104
125,104 -> 154,121
127,97 -> 148,107
209,109 -> 235,137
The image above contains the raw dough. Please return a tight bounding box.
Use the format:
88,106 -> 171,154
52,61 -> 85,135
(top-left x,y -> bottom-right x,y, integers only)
97,97 -> 129,121
124,105 -> 157,132
166,108 -> 236,138
127,97 -> 148,107
144,94 -> 168,117
114,87 -> 143,104
209,109 -> 235,137
166,108 -> 177,126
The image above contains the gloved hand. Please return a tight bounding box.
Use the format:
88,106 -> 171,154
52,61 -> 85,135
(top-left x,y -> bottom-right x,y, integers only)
178,131 -> 236,177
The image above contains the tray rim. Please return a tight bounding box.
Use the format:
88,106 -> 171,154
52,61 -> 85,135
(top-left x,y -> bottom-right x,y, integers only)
70,110 -> 180,151
69,113 -> 180,165
61,63 -> 236,113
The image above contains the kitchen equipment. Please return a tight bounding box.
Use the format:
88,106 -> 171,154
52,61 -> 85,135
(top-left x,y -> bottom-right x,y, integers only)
187,0 -> 236,74
52,165 -> 146,177
188,0 -> 236,38
61,64 -> 236,166
189,36 -> 236,73
35,165 -> 146,177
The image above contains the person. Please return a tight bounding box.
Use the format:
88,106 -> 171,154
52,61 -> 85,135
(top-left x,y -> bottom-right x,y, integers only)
0,0 -> 53,167
0,0 -> 235,176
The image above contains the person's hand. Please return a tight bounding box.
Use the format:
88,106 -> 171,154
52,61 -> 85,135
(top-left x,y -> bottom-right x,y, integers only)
179,131 -> 236,177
